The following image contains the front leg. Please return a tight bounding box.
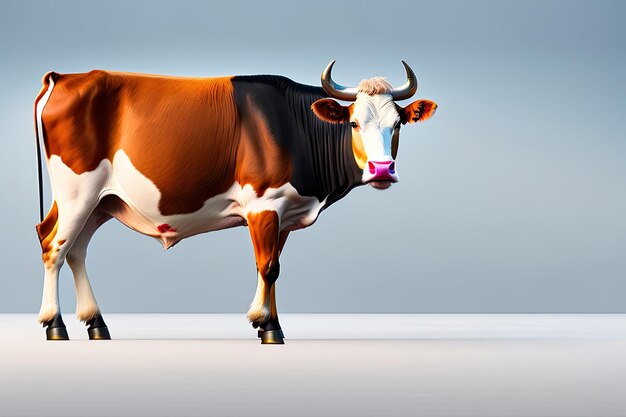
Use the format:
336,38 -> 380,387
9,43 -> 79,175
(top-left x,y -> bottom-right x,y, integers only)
246,210 -> 288,344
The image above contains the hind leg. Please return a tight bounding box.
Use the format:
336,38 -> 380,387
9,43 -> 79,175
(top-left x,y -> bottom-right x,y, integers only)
36,202 -> 67,339
37,198 -> 99,340
66,208 -> 112,340
36,155 -> 111,339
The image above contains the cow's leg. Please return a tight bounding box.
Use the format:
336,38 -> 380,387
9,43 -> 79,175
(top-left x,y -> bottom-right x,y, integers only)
37,198 -> 98,340
246,211 -> 289,344
66,209 -> 112,340
36,202 -> 68,340
263,230 -> 289,342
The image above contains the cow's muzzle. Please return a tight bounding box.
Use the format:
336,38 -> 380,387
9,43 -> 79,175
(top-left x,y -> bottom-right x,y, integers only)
362,160 -> 399,190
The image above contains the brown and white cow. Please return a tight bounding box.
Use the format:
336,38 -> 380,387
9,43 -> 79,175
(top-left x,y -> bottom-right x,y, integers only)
34,61 -> 437,343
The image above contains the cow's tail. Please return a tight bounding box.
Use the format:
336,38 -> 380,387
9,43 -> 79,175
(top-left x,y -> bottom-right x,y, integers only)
34,71 -> 57,223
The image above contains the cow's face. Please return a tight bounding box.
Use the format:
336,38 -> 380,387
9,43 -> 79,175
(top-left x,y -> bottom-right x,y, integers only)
350,91 -> 400,189
312,64 -> 437,190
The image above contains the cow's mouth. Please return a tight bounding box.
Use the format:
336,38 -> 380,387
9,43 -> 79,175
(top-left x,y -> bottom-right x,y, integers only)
369,180 -> 393,190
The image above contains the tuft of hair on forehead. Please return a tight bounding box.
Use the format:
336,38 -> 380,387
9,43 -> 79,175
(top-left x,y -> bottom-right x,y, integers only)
357,77 -> 393,95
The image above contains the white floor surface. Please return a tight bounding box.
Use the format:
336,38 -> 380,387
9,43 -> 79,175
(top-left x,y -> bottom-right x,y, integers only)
1,314 -> 625,417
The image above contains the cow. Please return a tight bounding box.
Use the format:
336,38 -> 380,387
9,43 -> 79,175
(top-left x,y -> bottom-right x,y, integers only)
34,61 -> 437,343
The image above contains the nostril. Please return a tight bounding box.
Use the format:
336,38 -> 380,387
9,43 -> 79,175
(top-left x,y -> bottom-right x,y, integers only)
388,162 -> 395,174
368,161 -> 376,174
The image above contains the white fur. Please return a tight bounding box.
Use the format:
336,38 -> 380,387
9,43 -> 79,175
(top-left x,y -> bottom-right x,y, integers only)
38,266 -> 60,324
357,78 -> 392,95
36,76 -> 54,160
66,214 -> 105,322
352,93 -> 399,159
247,272 -> 270,325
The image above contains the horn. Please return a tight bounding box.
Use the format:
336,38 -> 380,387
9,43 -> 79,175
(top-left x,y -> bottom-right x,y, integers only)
321,60 -> 359,101
391,61 -> 418,101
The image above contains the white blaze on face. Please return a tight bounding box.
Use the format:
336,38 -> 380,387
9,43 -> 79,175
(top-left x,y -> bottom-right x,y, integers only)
351,93 -> 401,185
353,93 -> 399,160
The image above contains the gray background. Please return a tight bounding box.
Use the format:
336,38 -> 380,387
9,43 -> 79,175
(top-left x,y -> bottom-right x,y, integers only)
0,0 -> 624,314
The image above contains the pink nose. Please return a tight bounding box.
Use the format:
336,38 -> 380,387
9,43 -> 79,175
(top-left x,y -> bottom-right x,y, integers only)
367,160 -> 397,181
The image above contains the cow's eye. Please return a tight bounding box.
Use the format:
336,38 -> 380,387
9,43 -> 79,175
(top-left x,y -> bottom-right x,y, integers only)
350,121 -> 358,128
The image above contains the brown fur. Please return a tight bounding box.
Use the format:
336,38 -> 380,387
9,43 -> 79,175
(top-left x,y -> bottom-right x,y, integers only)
310,99 -> 351,123
399,100 -> 438,124
38,70 -> 297,215
247,210 -> 280,281
36,202 -> 59,266
347,106 -> 368,170
36,201 -> 58,244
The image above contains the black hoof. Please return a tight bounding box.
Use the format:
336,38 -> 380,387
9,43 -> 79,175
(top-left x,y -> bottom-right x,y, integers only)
258,329 -> 285,344
257,318 -> 284,344
44,315 -> 69,341
86,315 -> 111,340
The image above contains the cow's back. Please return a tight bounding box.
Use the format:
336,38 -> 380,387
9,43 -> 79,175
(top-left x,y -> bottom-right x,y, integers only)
41,71 -> 241,215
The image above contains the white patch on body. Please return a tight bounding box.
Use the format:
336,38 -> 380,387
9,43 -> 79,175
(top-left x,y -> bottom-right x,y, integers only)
48,156 -> 111,207
50,150 -> 326,250
36,75 -> 55,159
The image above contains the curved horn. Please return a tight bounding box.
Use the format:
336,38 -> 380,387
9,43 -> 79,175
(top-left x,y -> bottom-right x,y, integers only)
391,61 -> 418,101
321,60 -> 359,101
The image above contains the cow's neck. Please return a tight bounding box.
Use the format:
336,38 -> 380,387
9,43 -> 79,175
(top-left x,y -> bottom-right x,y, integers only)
297,116 -> 363,207
231,75 -> 363,206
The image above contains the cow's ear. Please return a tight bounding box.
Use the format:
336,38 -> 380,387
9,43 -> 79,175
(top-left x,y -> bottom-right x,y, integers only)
311,99 -> 351,123
399,100 -> 438,124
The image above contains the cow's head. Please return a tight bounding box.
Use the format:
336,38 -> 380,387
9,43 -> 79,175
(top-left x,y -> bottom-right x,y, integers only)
312,61 -> 437,190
